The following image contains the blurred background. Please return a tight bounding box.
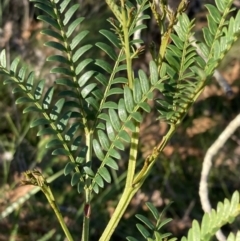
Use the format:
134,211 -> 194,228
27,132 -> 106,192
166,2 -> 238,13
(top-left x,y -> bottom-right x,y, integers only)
0,0 -> 240,240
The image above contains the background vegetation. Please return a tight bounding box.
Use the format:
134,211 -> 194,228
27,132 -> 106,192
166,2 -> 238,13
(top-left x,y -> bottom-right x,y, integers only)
0,0 -> 240,240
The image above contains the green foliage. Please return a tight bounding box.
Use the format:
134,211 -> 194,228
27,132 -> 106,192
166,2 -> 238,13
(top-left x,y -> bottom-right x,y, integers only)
127,202 -> 177,241
181,191 -> 240,241
0,0 -> 240,240
127,192 -> 240,241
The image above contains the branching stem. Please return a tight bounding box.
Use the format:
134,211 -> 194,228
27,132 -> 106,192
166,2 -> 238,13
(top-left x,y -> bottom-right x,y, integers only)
22,170 -> 74,241
100,124 -> 176,241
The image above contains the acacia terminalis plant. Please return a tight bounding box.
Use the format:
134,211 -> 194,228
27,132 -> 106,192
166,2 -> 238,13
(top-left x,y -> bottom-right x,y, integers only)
1,0 -> 240,240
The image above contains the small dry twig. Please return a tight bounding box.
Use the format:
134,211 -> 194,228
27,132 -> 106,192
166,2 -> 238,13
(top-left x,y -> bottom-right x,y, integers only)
199,113 -> 240,241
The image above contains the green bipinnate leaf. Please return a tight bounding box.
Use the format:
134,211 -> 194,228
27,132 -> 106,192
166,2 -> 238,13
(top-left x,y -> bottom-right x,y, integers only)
1,2 -> 240,235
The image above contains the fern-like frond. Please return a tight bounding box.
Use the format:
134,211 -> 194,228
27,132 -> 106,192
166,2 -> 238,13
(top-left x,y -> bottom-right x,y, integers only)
201,0 -> 240,74
156,13 -> 203,125
226,231 -> 240,241
72,0 -> 155,193
127,0 -> 150,38
156,0 -> 240,127
127,202 -> 177,241
31,0 -> 97,125
90,61 -> 167,193
0,51 -> 81,178
27,0 -> 114,192
1,0 -> 104,193
181,191 -> 240,241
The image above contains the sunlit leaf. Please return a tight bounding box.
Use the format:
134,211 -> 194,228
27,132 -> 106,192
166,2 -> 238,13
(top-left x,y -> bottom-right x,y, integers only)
70,30 -> 90,50
66,17 -> 85,38
105,157 -> 118,170
98,130 -> 110,151
96,42 -> 117,60
83,166 -> 94,177
93,139 -> 104,160
124,86 -> 134,113
99,29 -> 121,48
63,4 -> 79,26
109,109 -> 121,131
95,174 -> 104,188
98,167 -> 111,183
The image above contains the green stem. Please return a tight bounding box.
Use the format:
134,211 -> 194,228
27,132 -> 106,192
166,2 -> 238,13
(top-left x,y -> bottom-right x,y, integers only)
99,186 -> 138,241
99,119 -> 140,241
81,132 -> 93,241
5,113 -> 20,138
82,207 -> 90,241
42,184 -> 74,241
121,1 -> 133,88
1,170 -> 64,220
22,170 -> 73,240
99,124 -> 176,241
125,122 -> 140,187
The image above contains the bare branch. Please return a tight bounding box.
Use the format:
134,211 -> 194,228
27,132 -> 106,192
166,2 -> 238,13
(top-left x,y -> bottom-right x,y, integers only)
199,113 -> 240,241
